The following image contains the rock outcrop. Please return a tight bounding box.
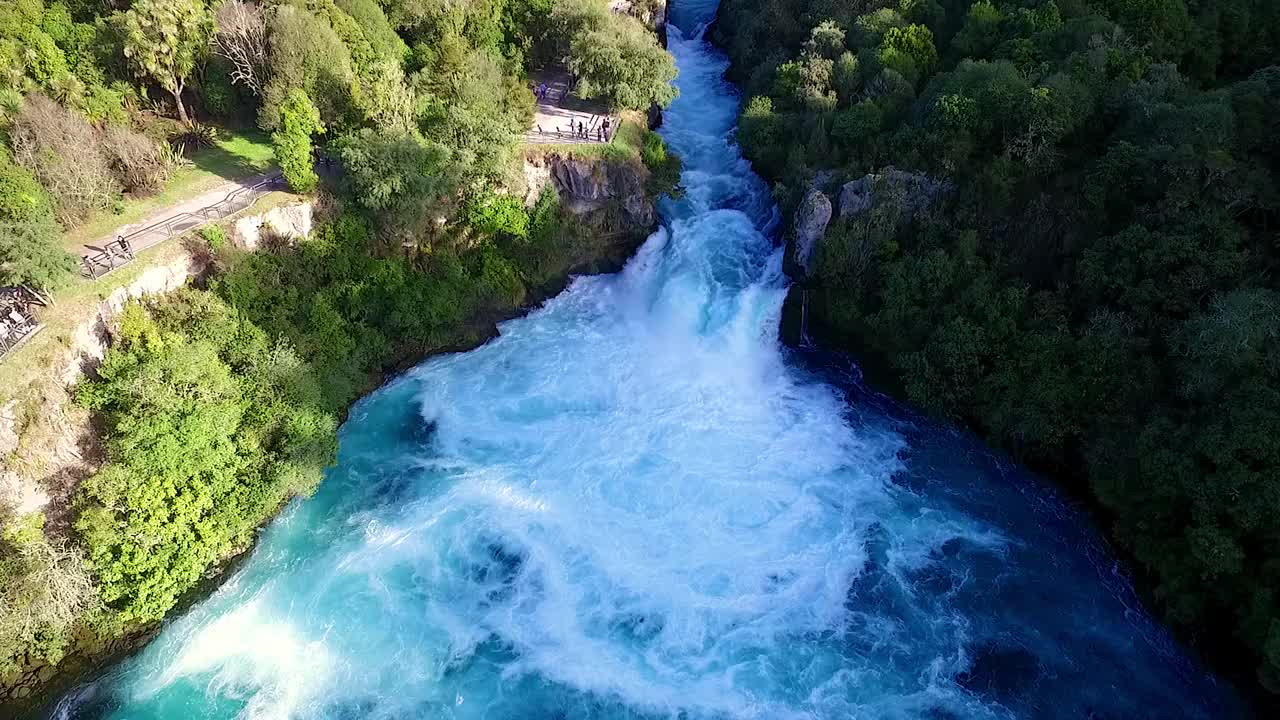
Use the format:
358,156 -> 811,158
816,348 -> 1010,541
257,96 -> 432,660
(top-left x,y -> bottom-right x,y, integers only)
838,168 -> 953,222
232,202 -> 313,250
547,154 -> 656,229
788,189 -> 833,280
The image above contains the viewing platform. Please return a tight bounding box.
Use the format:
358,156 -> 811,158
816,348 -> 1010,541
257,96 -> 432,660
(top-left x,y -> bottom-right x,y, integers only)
522,71 -> 619,146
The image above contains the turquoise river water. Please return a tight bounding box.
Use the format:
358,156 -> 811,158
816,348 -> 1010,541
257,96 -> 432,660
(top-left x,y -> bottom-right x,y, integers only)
44,3 -> 1244,718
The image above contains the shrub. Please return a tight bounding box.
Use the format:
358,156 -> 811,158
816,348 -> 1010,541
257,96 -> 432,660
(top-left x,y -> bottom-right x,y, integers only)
9,94 -> 118,224
466,192 -> 529,239
75,82 -> 128,124
0,137 -> 76,291
199,224 -> 226,249
168,120 -> 217,154
0,512 -> 98,677
640,130 -> 681,197
100,124 -> 170,194
259,4 -> 358,131
272,88 -> 324,192
0,217 -> 76,290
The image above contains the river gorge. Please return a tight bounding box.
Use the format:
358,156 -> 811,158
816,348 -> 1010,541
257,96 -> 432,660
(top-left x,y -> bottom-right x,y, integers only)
40,2 -> 1244,718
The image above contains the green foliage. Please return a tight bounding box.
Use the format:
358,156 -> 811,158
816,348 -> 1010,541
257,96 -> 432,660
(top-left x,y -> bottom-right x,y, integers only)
467,191 -> 529,239
640,130 -> 681,197
0,510 -> 97,677
75,293 -> 338,627
273,89 -> 325,192
0,147 -> 56,227
568,15 -> 676,110
876,24 -> 937,87
0,0 -> 70,91
333,127 -> 457,236
260,4 -> 359,130
951,0 -> 1004,59
199,223 -> 226,249
122,0 -> 211,124
0,217 -> 76,291
550,0 -> 676,111
334,0 -> 409,64
9,93 -> 120,224
412,40 -> 531,180
717,0 -> 1280,692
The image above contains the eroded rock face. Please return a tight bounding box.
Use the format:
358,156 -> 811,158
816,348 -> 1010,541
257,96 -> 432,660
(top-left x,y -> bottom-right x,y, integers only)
790,189 -> 833,279
0,401 -> 18,457
232,202 -> 313,250
548,155 -> 655,228
838,176 -> 874,219
62,253 -> 205,386
0,469 -> 48,516
523,156 -> 552,207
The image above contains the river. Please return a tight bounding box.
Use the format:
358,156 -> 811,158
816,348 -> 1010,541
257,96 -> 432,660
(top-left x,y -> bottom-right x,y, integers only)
45,2 -> 1243,718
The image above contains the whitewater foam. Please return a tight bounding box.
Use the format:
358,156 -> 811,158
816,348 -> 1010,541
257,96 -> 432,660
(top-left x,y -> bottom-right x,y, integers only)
44,5 -> 1242,720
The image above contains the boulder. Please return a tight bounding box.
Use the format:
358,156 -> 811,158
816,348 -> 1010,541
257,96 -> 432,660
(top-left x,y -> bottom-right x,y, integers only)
837,176 -> 874,219
790,189 -> 833,279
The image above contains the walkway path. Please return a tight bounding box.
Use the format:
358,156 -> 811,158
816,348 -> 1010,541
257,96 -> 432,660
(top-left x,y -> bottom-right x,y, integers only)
83,171 -> 282,257
523,71 -> 618,145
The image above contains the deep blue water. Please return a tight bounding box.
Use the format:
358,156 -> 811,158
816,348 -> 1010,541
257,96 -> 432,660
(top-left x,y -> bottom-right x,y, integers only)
45,3 -> 1243,718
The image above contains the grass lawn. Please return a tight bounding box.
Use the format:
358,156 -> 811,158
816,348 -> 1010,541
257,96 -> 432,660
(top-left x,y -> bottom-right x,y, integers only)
61,127 -> 276,251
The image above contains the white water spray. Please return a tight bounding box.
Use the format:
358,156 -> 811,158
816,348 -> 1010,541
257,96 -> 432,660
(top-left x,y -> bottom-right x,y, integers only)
47,7 -> 1240,720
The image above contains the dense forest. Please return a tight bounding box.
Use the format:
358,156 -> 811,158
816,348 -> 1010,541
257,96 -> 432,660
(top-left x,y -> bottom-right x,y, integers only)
716,0 -> 1280,699
0,0 -> 676,696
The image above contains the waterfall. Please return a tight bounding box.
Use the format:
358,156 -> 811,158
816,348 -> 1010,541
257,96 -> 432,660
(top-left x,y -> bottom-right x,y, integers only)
45,5 -> 1242,720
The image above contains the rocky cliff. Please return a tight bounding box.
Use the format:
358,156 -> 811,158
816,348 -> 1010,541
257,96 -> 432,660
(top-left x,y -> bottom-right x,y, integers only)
779,168 -> 952,344
525,152 -> 658,234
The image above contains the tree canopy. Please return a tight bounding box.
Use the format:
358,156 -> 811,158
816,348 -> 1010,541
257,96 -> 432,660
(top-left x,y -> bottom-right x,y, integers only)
716,0 -> 1280,695
122,0 -> 211,124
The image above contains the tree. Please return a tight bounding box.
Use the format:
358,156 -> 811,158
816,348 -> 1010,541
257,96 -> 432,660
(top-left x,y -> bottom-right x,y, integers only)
0,512 -> 98,676
211,0 -> 269,96
0,142 -> 74,291
272,88 -> 323,192
259,4 -> 357,130
0,219 -> 76,291
567,12 -> 676,110
333,127 -> 458,238
951,0 -> 1004,59
877,24 -> 937,87
122,0 -> 211,124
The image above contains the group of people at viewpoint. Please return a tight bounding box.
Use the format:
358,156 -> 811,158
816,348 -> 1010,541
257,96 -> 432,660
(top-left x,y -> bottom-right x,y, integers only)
536,116 -> 613,142
532,81 -> 614,143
